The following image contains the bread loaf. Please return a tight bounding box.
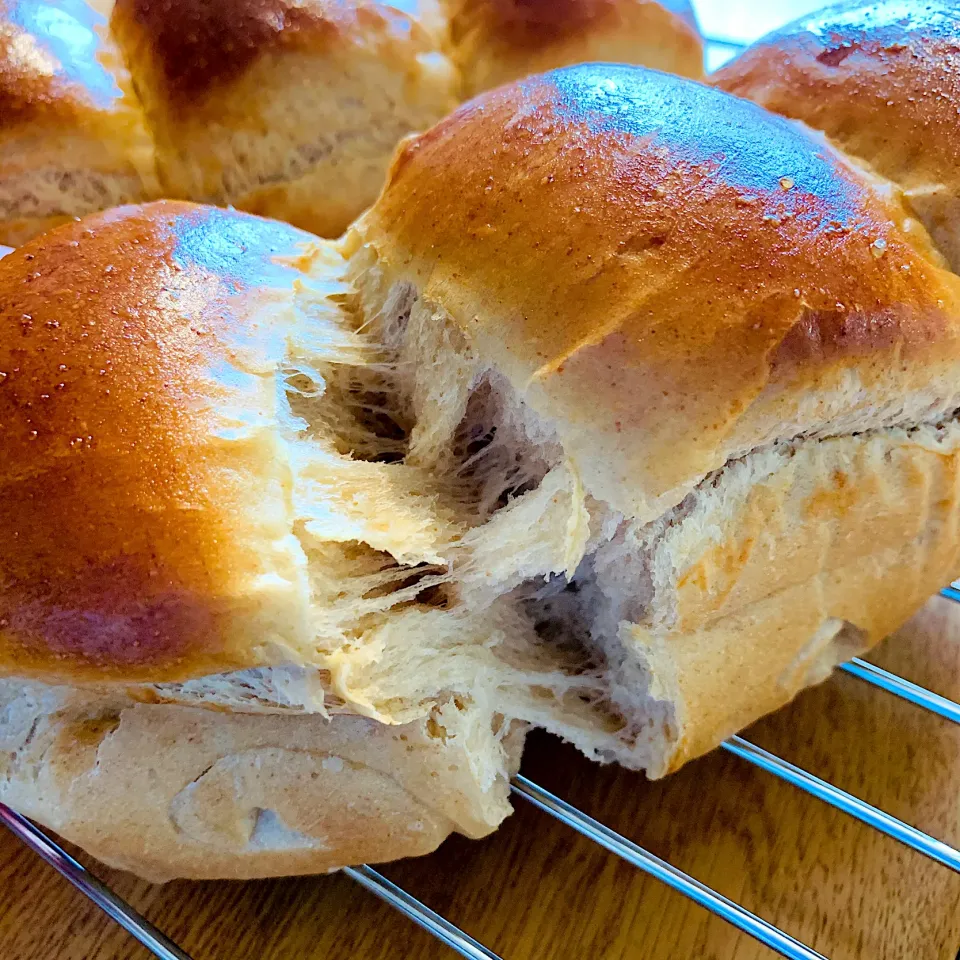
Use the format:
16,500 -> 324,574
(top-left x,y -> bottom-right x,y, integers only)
0,0 -> 157,245
0,0 -> 702,243
2,8 -> 959,882
441,0 -> 702,97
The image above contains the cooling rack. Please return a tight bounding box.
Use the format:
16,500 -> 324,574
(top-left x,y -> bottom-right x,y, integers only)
3,27 -> 959,960
3,584 -> 959,960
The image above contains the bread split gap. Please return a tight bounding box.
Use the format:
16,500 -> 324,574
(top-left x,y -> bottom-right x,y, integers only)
97,242 -> 960,780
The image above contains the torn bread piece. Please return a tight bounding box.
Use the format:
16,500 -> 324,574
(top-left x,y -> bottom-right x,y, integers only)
4,62 -> 960,880
0,680 -> 523,881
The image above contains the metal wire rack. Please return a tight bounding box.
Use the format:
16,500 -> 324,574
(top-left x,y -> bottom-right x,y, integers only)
4,583 -> 960,960
3,30 -> 960,960
3,584 -> 958,960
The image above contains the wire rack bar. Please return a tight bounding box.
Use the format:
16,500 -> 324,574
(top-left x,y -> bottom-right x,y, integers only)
840,657 -> 960,725
939,585 -> 960,604
0,803 -> 194,960
703,35 -> 748,50
511,774 -> 827,960
722,736 -> 960,873
343,865 -> 502,960
3,641 -> 958,960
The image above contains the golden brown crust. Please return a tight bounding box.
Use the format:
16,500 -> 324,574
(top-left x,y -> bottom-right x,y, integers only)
636,419 -> 960,773
113,0 -> 387,101
442,0 -> 703,96
0,0 -> 123,125
712,0 -> 960,267
0,687 -> 521,880
354,63 -> 960,520
0,202 -> 329,682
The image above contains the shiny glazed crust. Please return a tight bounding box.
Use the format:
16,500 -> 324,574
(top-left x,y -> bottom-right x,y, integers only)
712,1 -> 960,269
0,202 -> 329,682
354,63 -> 960,521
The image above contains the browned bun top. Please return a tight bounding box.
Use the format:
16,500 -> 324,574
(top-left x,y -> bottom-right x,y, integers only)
447,0 -> 696,44
356,63 -> 960,520
111,0 -> 435,101
0,0 -> 125,124
713,1 -> 960,257
0,201 -> 326,682
443,0 -> 703,95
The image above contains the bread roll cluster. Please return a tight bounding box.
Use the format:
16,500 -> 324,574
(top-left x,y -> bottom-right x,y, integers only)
2,0 -> 958,882
0,0 -> 702,244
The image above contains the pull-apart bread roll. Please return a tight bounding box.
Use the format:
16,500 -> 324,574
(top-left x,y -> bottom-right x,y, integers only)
440,0 -> 703,97
0,0 -> 157,246
0,203 -> 525,879
0,0 -> 702,244
4,60 -> 960,882
713,0 -> 960,270
344,63 -> 960,771
108,0 -> 459,238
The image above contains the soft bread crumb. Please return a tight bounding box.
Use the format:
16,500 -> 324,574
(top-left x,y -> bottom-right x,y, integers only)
113,249 -> 960,779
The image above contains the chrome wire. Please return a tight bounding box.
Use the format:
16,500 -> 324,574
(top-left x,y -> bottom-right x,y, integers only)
840,657 -> 960,725
722,736 -> 960,873
0,803 -> 194,960
939,584 -> 960,604
343,865 -> 502,960
5,578 -> 960,959
511,775 -> 827,960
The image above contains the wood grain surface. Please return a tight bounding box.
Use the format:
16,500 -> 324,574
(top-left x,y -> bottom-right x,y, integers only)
1,596 -> 958,960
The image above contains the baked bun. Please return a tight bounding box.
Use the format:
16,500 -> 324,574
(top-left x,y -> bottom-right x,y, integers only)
346,62 -> 960,770
0,200 -> 570,878
0,0 -> 157,246
5,60 -> 960,881
0,681 -> 522,881
0,202 -> 527,879
713,0 -> 960,270
109,0 -> 459,238
441,0 -> 703,97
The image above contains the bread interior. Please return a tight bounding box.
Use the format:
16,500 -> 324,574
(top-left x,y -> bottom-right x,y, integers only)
83,241 -> 960,777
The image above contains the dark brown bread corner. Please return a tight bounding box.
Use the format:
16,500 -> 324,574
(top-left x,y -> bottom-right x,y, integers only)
109,0 -> 459,235
112,0 -> 366,100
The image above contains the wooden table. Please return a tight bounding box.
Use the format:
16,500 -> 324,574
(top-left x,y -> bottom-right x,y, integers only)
1,597 -> 958,960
